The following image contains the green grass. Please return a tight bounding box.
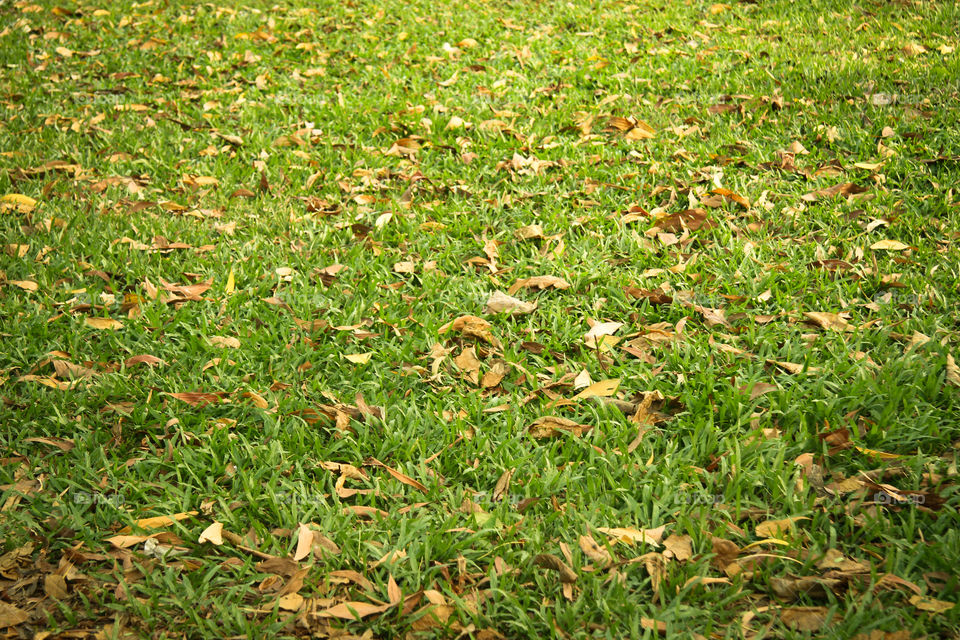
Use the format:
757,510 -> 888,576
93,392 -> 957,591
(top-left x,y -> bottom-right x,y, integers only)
1,0 -> 959,637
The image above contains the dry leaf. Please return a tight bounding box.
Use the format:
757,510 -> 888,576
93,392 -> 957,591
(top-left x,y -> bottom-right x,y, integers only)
870,239 -> 909,251
198,521 -> 223,545
596,526 -> 663,547
484,291 -> 536,315
508,275 -> 571,295
529,416 -> 591,438
85,317 -> 123,330
118,511 -> 198,534
208,336 -> 240,348
909,595 -> 955,613
573,378 -> 620,400
533,553 -> 577,583
803,311 -> 852,332
344,352 -> 373,365
755,516 -> 808,538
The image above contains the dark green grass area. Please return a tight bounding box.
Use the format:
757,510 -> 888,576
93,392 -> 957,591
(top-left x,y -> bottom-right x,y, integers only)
1,0 -> 959,637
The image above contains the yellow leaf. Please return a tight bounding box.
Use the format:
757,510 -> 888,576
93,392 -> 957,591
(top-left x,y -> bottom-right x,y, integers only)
755,516 -> 808,538
854,446 -> 902,460
870,239 -> 909,251
1,193 -> 37,213
85,317 -> 123,330
909,595 -> 955,613
8,280 -> 38,292
344,352 -> 373,365
118,511 -> 198,534
225,267 -> 235,295
574,378 -> 621,400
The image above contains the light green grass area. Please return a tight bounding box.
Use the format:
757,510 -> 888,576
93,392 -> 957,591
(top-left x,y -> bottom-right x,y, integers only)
1,0 -> 959,637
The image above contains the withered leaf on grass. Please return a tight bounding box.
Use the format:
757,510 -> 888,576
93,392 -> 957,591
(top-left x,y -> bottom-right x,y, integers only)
484,290 -> 536,315
870,239 -> 910,251
533,553 -> 577,583
573,378 -> 620,400
909,595 -> 955,613
438,315 -> 499,346
597,526 -> 665,547
198,521 -> 223,545
118,511 -> 198,534
167,392 -> 227,406
656,208 -> 712,232
208,336 -> 240,349
755,516 -> 808,538
529,416 -> 591,438
579,534 -> 612,567
508,275 -> 571,295
779,606 -> 830,631
124,354 -> 166,368
803,311 -> 852,332
801,183 -> 868,202
85,317 -> 123,330
945,354 -> 960,387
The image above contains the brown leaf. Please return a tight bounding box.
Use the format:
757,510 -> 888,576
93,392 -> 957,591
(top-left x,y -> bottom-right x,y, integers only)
597,526 -> 664,547
208,336 -> 240,348
85,317 -> 123,330
493,469 -> 514,502
909,595 -> 955,613
0,602 -> 29,627
533,553 -> 577,583
167,392 -> 225,407
578,534 -> 612,567
507,275 -> 571,295
801,183 -> 868,202
124,354 -> 166,368
317,600 -> 392,620
118,511 -> 198,534
528,416 -> 591,438
657,208 -> 712,232
662,534 -> 693,561
484,290 -> 536,315
293,523 -> 313,561
779,606 -> 830,631
946,354 -> 960,387
438,315 -> 499,346
366,457 -> 428,493
755,516 -> 808,538
803,311 -> 852,332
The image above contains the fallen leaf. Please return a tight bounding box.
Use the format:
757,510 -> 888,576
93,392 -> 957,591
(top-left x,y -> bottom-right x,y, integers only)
508,275 -> 571,295
118,511 -> 198,534
198,521 -> 223,545
85,317 -> 123,330
484,291 -> 536,315
909,595 -> 955,613
573,378 -> 620,400
7,280 -> 38,291
755,516 -> 808,538
947,354 -> 960,387
803,311 -> 852,332
529,416 -> 591,438
344,352 -> 373,365
533,553 -> 577,583
870,239 -> 909,251
779,606 -> 830,631
438,315 -> 499,346
0,602 -> 30,627
596,526 -> 664,547
208,336 -> 240,348
317,600 -> 392,620
293,523 -> 313,561
579,534 -> 612,567
124,354 -> 166,368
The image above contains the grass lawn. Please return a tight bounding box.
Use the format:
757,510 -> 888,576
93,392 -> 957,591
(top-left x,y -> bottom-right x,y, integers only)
1,0 -> 959,637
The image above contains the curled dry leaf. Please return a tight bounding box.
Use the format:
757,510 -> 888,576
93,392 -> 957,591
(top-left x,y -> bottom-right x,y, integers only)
532,553 -> 577,583
529,416 -> 591,438
7,280 -> 38,291
198,521 -> 223,545
438,315 -> 499,346
945,354 -> 960,387
573,378 -> 620,400
124,354 -> 166,368
579,534 -> 612,567
484,291 -> 536,315
118,511 -> 198,534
